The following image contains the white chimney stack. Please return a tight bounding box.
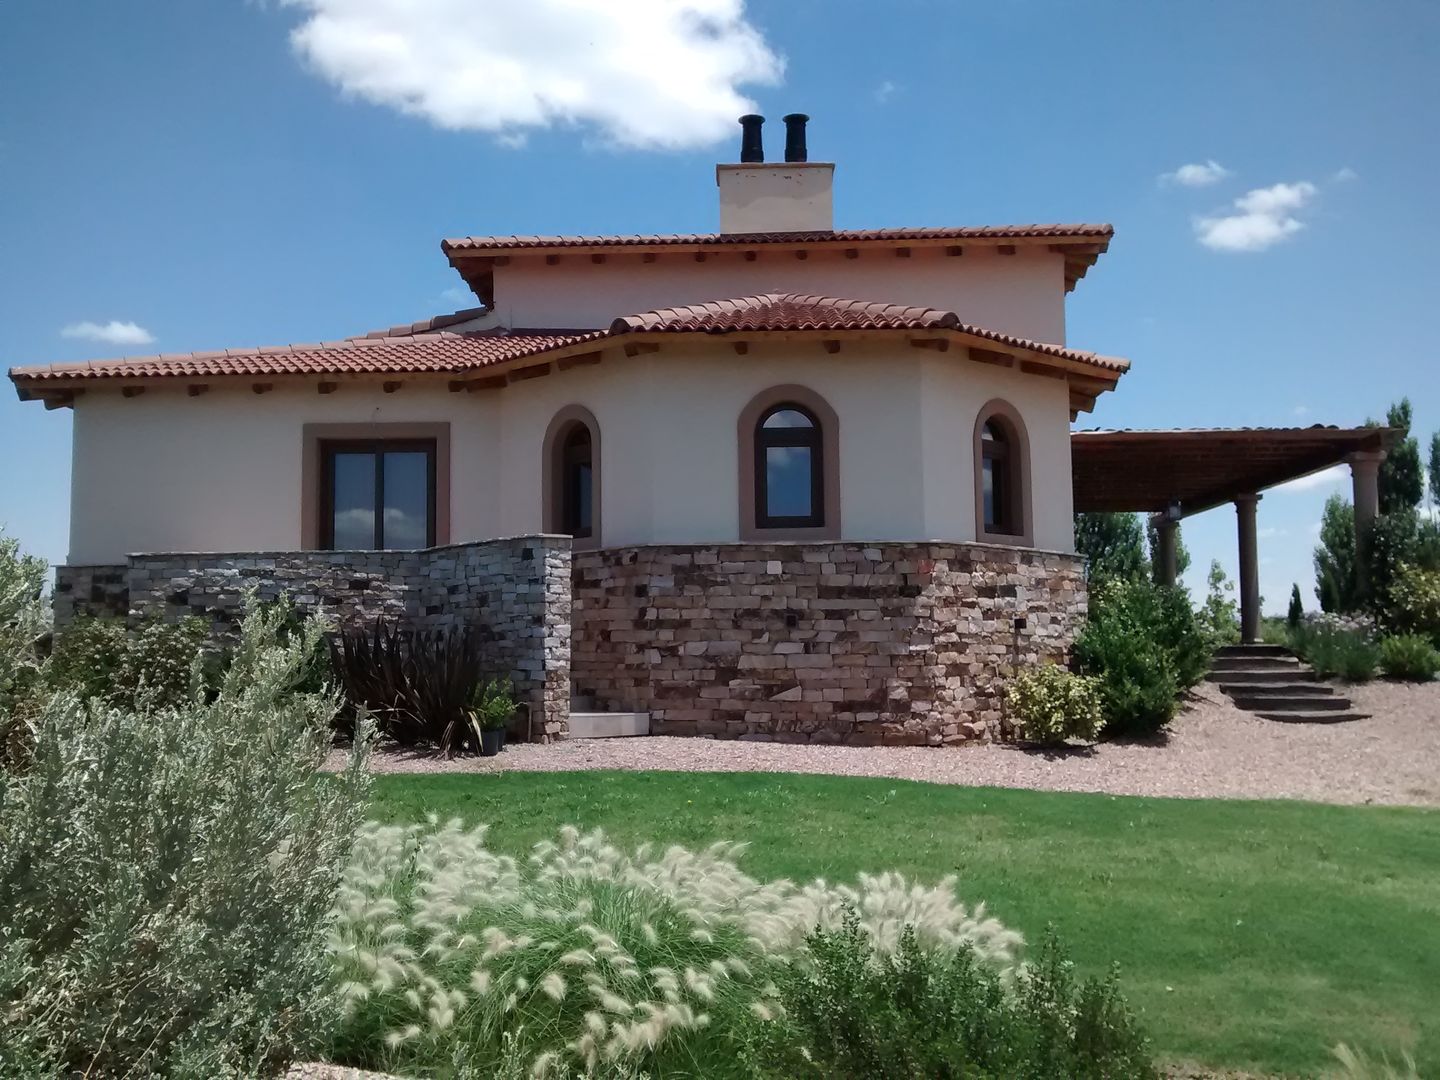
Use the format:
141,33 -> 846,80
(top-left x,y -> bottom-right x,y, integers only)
717,113 -> 834,234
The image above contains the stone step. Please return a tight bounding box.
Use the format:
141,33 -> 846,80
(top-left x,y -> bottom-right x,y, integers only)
1211,655 -> 1302,672
1207,667 -> 1318,684
1256,710 -> 1371,724
1229,694 -> 1352,712
567,711 -> 650,739
1218,681 -> 1332,697
1215,643 -> 1293,658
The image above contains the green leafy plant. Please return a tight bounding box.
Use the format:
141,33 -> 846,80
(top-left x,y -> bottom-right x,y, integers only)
330,619 -> 490,753
1004,663 -> 1105,746
1381,562 -> 1440,645
0,532 -> 48,771
472,676 -> 517,731
1377,634 -> 1440,682
1288,584 -> 1305,630
1074,579 -> 1210,737
1196,559 -> 1241,648
326,822 -> 1024,1078
0,597 -> 372,1077
47,614 -> 211,711
745,915 -> 1155,1079
1290,622 -> 1379,683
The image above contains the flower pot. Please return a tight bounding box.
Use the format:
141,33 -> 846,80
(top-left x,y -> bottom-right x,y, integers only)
479,728 -> 504,757
498,727 -> 508,752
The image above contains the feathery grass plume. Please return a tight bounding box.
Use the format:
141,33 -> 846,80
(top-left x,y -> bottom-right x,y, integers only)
325,822 -> 1023,1076
1331,1043 -> 1422,1079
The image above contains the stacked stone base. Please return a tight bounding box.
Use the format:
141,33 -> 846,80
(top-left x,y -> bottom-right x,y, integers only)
572,542 -> 1086,745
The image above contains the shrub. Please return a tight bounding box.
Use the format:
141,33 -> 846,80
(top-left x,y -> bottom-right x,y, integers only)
1378,634 -> 1440,682
745,916 -> 1154,1079
0,533 -> 48,771
1290,622 -> 1379,683
472,676 -> 518,731
1383,562 -> 1440,644
1004,664 -> 1105,746
0,597 -> 372,1077
326,822 -> 1023,1078
1195,560 -> 1241,648
47,614 -> 211,711
330,619 -> 490,753
1073,579 -> 1209,737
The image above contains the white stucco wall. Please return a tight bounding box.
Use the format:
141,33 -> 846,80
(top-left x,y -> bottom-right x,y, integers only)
488,247 -> 1068,345
67,344 -> 1075,564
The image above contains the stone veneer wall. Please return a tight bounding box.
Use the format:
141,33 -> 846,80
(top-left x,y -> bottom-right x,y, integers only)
53,537 -> 571,740
571,542 -> 1086,745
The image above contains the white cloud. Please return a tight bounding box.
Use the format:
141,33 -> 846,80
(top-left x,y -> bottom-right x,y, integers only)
1332,166 -> 1358,183
1292,404 -> 1310,417
280,0 -> 784,149
874,80 -> 898,104
1160,160 -> 1232,187
1275,463 -> 1347,493
60,320 -> 155,347
1194,180 -> 1317,252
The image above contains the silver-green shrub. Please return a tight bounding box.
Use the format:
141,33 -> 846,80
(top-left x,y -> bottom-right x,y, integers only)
1005,663 -> 1106,745
0,598 -> 372,1077
0,532 -> 47,762
328,821 -> 1023,1077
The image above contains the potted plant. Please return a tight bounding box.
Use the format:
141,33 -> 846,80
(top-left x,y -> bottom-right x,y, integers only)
471,678 -> 516,757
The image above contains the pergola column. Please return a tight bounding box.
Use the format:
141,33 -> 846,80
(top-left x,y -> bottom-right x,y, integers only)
1154,519 -> 1179,587
1235,494 -> 1262,644
1348,450 -> 1384,595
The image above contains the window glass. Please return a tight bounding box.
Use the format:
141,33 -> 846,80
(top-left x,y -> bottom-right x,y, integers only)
982,456 -> 997,531
382,451 -> 430,550
762,408 -> 814,429
765,445 -> 813,518
331,452 -> 376,549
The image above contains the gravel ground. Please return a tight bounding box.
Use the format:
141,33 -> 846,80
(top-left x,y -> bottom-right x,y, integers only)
328,680 -> 1440,807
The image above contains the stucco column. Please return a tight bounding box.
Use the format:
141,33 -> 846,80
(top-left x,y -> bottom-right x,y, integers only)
1349,450 -> 1384,596
1154,520 -> 1178,587
1235,494 -> 1262,644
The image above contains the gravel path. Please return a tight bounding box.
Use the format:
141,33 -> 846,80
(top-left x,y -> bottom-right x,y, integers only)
330,680 -> 1440,807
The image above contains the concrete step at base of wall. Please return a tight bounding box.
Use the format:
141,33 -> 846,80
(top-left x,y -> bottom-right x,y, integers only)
567,712 -> 651,739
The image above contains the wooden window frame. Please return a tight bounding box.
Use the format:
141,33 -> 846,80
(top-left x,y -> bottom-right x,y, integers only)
738,385 -> 841,542
972,399 -> 1033,547
542,405 -> 602,549
754,403 -> 825,530
318,438 -> 437,550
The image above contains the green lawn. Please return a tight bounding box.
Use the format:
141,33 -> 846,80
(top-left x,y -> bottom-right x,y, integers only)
369,771 -> 1440,1077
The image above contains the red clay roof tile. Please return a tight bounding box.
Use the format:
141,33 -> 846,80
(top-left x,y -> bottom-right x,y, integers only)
442,224 -> 1114,252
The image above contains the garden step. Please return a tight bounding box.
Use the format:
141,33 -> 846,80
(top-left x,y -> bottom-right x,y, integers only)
1229,695 -> 1352,712
1217,681 -> 1331,696
1207,667 -> 1318,684
1214,643 -> 1294,658
567,711 -> 651,739
1256,710 -> 1371,724
1210,655 -> 1302,672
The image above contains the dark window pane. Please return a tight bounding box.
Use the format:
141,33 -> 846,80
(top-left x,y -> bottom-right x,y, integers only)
331,452 -> 376,549
570,462 -> 593,536
766,445 -> 813,518
382,451 -> 429,549
982,457 -> 996,531
762,408 -> 814,429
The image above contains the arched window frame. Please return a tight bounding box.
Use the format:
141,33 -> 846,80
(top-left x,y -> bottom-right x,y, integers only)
738,385 -> 840,541
543,405 -> 602,549
972,399 -> 1032,546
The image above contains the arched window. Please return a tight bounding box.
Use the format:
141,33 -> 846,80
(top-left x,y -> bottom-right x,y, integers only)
973,401 -> 1031,545
543,405 -> 601,548
738,386 -> 840,540
755,404 -> 824,528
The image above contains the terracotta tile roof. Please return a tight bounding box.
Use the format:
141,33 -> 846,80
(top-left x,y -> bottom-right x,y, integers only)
355,307 -> 489,339
8,330 -> 602,384
442,224 -> 1114,252
611,294 -> 1129,374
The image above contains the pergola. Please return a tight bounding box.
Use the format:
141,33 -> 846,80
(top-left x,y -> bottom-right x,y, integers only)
1071,426 -> 1397,642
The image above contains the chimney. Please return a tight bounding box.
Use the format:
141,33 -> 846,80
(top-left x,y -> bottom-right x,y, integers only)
717,112 -> 833,234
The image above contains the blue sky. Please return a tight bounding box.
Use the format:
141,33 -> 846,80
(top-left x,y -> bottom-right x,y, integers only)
3,0 -> 1437,611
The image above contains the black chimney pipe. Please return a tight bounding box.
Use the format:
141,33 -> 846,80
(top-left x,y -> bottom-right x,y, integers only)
782,113 -> 809,163
738,114 -> 764,163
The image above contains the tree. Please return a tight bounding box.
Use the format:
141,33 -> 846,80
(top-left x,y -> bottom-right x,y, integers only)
1429,431 -> 1440,508
1145,519 -> 1191,584
1372,398 -> 1423,514
1195,560 -> 1240,646
1287,583 -> 1304,629
1314,494 -> 1360,613
1073,513 -> 1147,585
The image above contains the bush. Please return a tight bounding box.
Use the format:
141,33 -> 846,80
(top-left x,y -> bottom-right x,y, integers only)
745,916 -> 1154,1079
330,619 -> 491,753
1195,560 -> 1241,648
1378,634 -> 1440,682
1073,579 -> 1210,737
47,614 -> 211,711
327,822 -> 1024,1077
0,598 -> 372,1077
1004,664 -> 1105,746
1289,622 -> 1379,683
472,676 -> 518,731
1382,562 -> 1440,645
0,533 -> 48,771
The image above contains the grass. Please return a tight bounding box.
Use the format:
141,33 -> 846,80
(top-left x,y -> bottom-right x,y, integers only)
368,770 -> 1440,1077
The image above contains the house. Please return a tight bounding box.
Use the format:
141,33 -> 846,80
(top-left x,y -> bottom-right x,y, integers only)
9,114 -> 1393,744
